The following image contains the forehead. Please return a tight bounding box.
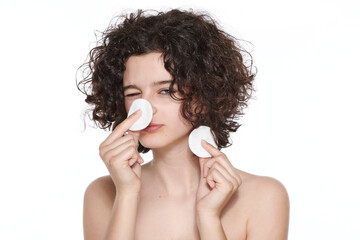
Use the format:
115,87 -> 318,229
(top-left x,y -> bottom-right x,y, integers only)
123,52 -> 172,86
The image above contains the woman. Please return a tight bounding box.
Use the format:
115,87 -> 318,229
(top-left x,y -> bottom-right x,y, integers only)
77,9 -> 289,239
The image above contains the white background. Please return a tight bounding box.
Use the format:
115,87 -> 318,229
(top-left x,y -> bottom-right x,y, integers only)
0,0 -> 359,239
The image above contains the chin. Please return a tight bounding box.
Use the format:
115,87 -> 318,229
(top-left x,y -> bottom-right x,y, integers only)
138,137 -> 164,149
140,140 -> 174,150
139,134 -> 189,151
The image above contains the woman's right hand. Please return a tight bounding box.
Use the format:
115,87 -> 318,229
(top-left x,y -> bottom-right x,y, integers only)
99,110 -> 144,195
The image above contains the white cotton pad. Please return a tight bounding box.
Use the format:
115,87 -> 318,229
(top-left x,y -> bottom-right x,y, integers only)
127,99 -> 153,131
188,126 -> 218,158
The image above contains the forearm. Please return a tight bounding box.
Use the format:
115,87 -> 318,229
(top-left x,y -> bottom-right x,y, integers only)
105,193 -> 140,240
196,215 -> 227,240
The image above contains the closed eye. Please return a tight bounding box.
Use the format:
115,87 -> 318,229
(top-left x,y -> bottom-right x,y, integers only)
125,93 -> 140,97
125,89 -> 174,97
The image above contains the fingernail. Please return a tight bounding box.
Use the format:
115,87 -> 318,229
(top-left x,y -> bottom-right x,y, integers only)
130,110 -> 140,117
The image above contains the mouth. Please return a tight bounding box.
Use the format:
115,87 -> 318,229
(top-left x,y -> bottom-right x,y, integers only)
143,123 -> 163,133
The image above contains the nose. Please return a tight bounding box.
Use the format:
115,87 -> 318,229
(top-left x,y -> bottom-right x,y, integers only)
150,102 -> 156,116
141,95 -> 157,116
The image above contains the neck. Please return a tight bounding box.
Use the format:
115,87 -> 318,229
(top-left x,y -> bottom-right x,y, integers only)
149,141 -> 201,199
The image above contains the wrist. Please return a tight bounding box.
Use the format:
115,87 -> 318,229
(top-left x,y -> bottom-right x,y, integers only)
196,213 -> 221,227
115,191 -> 140,201
196,215 -> 225,239
196,208 -> 220,219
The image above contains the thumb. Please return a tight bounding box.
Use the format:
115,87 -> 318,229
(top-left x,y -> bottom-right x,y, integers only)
199,158 -> 206,178
127,130 -> 140,143
127,130 -> 143,164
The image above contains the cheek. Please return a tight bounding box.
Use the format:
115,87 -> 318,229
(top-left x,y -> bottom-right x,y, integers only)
179,115 -> 192,130
173,104 -> 192,128
124,100 -> 133,113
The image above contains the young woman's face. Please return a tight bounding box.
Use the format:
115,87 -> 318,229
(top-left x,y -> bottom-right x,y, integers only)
123,52 -> 193,150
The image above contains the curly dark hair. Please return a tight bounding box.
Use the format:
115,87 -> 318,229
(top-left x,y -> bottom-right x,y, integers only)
77,9 -> 256,153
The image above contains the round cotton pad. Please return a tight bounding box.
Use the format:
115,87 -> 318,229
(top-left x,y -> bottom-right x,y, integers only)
127,99 -> 153,131
188,126 -> 218,158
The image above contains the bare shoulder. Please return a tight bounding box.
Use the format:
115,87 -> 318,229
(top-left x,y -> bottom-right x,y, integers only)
234,169 -> 290,239
84,175 -> 116,208
85,175 -> 115,198
236,169 -> 289,201
83,175 -> 115,240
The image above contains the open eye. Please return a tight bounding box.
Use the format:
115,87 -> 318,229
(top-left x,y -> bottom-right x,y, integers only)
160,89 -> 170,95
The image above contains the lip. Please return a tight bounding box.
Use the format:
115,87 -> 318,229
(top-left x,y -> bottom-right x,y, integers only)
143,123 -> 163,133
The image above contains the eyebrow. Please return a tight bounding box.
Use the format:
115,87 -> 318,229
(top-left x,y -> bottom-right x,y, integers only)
123,80 -> 173,91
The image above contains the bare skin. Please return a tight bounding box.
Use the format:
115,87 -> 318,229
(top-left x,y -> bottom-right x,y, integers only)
83,52 -> 289,240
84,165 -> 289,240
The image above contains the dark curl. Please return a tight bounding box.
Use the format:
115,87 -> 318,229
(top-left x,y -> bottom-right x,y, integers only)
77,9 -> 256,153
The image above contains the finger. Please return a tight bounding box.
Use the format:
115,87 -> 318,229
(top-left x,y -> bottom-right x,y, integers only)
129,153 -> 143,166
107,145 -> 138,169
206,168 -> 224,189
208,162 -> 240,190
131,160 -> 142,173
137,155 -> 144,165
128,156 -> 139,166
201,157 -> 216,179
198,157 -> 207,178
207,168 -> 232,191
203,157 -> 232,179
127,130 -> 141,143
101,137 -> 136,162
126,131 -> 142,164
102,110 -> 142,147
100,134 -> 136,157
203,156 -> 236,181
201,139 -> 222,157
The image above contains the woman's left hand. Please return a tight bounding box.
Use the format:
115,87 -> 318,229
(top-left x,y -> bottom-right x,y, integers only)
195,140 -> 242,218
